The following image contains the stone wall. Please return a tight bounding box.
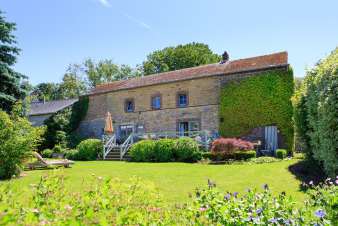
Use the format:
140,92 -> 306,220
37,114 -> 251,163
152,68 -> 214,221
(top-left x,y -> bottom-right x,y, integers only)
80,76 -> 220,138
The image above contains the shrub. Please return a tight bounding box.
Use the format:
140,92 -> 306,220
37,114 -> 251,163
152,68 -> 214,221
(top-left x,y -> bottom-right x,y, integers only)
293,48 -> 338,176
64,149 -> 79,160
52,144 -> 65,154
211,138 -> 253,160
233,150 -> 256,160
129,140 -> 156,162
41,149 -> 53,158
174,137 -> 201,162
0,110 -> 44,179
76,139 -> 102,161
276,149 -> 287,159
202,152 -> 213,160
153,139 -> 175,162
130,138 -> 201,162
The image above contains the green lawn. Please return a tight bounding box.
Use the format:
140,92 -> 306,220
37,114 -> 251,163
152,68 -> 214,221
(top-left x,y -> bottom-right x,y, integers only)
4,159 -> 305,204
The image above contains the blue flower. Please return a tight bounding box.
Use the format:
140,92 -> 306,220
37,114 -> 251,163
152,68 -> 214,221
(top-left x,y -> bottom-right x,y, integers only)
283,219 -> 291,225
224,193 -> 231,200
268,218 -> 278,224
314,209 -> 326,218
233,192 -> 238,198
256,208 -> 263,215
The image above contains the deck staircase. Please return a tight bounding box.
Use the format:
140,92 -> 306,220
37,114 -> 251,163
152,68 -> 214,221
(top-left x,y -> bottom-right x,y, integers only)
102,133 -> 134,161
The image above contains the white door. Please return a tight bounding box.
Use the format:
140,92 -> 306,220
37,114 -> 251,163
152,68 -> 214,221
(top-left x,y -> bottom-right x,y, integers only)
265,126 -> 278,153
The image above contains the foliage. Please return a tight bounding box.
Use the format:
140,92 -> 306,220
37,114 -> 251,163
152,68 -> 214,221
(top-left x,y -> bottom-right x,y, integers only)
276,149 -> 287,159
173,137 -> 201,162
0,110 -> 44,179
292,48 -> 338,177
189,181 -> 336,225
142,42 -> 221,75
130,138 -> 201,162
58,68 -> 87,99
69,96 -> 88,132
0,11 -> 27,112
249,156 -> 281,164
211,138 -> 254,160
52,144 -> 66,154
219,68 -> 294,152
76,139 -> 102,160
31,82 -> 59,101
64,149 -> 79,160
234,150 -> 256,160
41,149 -> 53,158
153,139 -> 175,162
0,174 -> 188,225
202,152 -> 213,160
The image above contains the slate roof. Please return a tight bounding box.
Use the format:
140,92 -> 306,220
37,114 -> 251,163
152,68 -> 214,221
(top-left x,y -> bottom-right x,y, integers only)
88,51 -> 288,96
28,99 -> 78,116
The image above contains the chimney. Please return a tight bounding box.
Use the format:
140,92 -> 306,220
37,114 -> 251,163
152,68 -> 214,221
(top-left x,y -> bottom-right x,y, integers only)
220,51 -> 229,64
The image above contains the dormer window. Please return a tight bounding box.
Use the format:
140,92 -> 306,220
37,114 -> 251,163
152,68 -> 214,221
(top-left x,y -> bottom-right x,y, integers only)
177,92 -> 188,107
125,99 -> 134,112
151,94 -> 161,110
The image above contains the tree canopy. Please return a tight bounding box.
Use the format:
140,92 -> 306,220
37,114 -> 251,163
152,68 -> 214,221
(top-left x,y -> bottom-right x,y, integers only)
0,11 -> 27,112
142,42 -> 221,75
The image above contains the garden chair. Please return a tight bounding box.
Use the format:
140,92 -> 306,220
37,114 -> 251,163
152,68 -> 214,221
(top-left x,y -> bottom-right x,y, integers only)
27,152 -> 74,170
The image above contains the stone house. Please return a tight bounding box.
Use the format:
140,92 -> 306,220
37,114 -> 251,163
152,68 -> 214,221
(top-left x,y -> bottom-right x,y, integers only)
79,52 -> 289,150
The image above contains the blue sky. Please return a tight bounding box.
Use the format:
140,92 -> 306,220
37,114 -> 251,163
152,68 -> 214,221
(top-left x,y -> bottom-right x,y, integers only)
2,0 -> 338,84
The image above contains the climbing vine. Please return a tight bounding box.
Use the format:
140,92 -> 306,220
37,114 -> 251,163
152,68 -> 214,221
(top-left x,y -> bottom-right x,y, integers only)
219,68 -> 294,151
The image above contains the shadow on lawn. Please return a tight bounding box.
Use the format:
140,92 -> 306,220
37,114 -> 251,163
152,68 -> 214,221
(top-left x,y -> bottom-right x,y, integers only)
288,159 -> 326,191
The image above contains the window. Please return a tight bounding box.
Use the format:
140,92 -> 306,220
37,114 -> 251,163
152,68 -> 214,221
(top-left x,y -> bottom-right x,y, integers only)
151,95 -> 161,110
124,99 -> 134,112
177,92 -> 188,107
178,120 -> 200,136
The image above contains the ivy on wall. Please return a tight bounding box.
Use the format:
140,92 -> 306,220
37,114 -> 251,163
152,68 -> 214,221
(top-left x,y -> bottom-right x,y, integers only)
219,68 -> 294,151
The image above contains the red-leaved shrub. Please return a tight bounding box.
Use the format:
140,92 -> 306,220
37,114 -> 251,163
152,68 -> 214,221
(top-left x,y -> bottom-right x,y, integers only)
211,138 -> 254,160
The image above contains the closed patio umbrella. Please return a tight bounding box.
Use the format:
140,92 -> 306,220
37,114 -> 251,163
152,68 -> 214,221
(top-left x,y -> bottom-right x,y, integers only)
104,112 -> 114,134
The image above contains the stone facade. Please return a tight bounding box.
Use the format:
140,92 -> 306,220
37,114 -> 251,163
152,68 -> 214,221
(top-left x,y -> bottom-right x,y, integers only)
79,76 -> 220,138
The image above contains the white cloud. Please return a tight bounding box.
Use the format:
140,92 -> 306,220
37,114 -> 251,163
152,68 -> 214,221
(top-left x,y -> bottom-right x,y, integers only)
97,0 -> 111,8
123,13 -> 151,30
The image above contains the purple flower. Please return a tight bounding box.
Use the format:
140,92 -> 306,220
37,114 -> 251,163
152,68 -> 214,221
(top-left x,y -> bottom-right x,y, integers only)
309,180 -> 314,185
224,193 -> 231,200
233,192 -> 238,198
256,208 -> 263,215
247,215 -> 254,221
314,209 -> 326,218
283,219 -> 291,225
335,179 -> 338,185
263,184 -> 269,190
268,218 -> 278,224
199,207 -> 207,212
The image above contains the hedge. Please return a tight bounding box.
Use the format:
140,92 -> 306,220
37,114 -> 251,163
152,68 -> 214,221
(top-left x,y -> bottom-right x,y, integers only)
129,138 -> 201,162
276,149 -> 287,159
76,139 -> 102,161
293,48 -> 338,176
219,68 -> 294,152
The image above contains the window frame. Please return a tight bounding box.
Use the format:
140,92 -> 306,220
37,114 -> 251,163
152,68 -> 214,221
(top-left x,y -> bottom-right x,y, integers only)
176,91 -> 189,108
150,94 -> 162,110
124,98 -> 135,113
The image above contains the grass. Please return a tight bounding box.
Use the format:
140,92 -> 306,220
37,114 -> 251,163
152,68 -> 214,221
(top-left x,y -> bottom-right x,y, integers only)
3,159 -> 305,204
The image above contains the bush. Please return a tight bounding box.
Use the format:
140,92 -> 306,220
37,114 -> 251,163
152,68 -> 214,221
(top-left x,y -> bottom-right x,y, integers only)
293,48 -> 338,176
202,152 -> 213,160
130,138 -> 201,162
129,140 -> 156,162
233,150 -> 256,160
0,110 -> 44,179
52,144 -> 65,154
153,139 -> 175,162
211,138 -> 253,160
76,139 -> 102,161
276,149 -> 287,159
64,149 -> 79,160
174,137 -> 201,162
41,149 -> 53,158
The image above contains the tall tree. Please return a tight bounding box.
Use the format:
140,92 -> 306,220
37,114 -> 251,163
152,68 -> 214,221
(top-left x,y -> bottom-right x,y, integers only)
32,82 -> 59,101
0,11 -> 27,111
84,59 -> 141,87
57,64 -> 87,99
142,42 -> 221,75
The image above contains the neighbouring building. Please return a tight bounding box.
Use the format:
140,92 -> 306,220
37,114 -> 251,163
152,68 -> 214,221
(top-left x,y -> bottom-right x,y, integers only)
79,52 -> 291,151
28,99 -> 78,126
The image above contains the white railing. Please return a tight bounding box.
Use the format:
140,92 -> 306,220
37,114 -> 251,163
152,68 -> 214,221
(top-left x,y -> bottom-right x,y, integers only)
120,133 -> 134,160
103,134 -> 117,159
